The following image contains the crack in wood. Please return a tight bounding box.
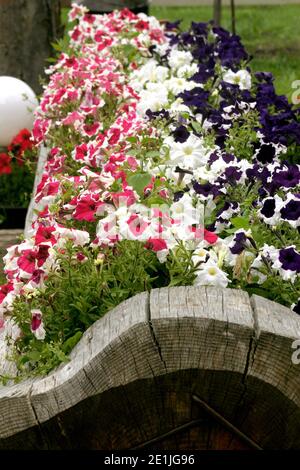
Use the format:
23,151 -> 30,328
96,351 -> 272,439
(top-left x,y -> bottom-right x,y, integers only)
146,292 -> 167,372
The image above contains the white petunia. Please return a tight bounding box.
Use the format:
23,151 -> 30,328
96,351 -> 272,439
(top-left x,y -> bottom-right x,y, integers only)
194,259 -> 229,288
168,134 -> 208,169
168,49 -> 193,70
176,63 -> 199,79
165,77 -> 197,95
170,193 -> 200,227
223,69 -> 252,90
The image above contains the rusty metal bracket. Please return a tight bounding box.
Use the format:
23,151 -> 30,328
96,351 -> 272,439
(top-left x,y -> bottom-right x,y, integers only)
131,418 -> 207,450
192,394 -> 263,450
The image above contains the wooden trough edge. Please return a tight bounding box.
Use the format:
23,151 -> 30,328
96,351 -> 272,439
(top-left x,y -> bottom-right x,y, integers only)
0,286 -> 299,445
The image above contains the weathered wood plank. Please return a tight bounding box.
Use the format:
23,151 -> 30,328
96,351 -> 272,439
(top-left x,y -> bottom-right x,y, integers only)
0,287 -> 299,449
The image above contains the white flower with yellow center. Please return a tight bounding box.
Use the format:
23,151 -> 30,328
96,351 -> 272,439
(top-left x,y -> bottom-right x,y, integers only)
165,77 -> 197,95
168,49 -> 193,70
194,259 -> 229,288
168,134 -> 208,170
223,69 -> 252,90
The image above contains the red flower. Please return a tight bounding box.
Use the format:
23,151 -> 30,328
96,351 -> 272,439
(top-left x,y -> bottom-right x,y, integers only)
8,128 -> 34,164
17,245 -> 50,274
135,20 -> 149,31
145,238 -> 168,252
0,283 -> 14,304
0,153 -> 12,174
35,226 -> 57,246
31,311 -> 42,331
73,194 -> 102,222
204,229 -> 218,245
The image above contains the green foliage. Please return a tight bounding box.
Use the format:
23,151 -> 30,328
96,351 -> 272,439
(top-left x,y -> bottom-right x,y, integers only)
9,240 -> 171,378
0,163 -> 34,209
224,109 -> 260,160
166,243 -> 198,287
127,173 -> 152,197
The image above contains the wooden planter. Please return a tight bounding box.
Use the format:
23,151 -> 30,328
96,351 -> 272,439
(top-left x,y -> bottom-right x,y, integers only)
0,286 -> 299,450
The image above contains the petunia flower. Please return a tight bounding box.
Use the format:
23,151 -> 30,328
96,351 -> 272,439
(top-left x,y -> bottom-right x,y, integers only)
31,309 -> 46,340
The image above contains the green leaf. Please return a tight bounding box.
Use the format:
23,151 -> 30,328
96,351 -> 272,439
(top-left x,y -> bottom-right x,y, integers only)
191,121 -> 202,133
62,331 -> 83,354
127,173 -> 152,196
25,351 -> 41,362
231,216 -> 250,230
126,136 -> 137,144
145,150 -> 161,159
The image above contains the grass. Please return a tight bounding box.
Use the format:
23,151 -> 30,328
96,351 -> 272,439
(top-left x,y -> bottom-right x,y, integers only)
150,4 -> 300,99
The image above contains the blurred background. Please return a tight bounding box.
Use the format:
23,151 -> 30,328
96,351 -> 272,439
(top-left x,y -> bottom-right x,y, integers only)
0,0 -> 299,98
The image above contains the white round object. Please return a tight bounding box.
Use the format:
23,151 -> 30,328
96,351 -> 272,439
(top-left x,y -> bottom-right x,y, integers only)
0,76 -> 39,147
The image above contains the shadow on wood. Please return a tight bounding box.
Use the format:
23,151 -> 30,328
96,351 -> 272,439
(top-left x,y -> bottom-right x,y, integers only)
0,286 -> 299,449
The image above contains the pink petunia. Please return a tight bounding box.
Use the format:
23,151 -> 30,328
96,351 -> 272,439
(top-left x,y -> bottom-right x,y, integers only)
31,309 -> 46,340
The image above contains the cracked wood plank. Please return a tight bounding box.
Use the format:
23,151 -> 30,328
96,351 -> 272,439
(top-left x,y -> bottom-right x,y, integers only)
0,287 -> 299,449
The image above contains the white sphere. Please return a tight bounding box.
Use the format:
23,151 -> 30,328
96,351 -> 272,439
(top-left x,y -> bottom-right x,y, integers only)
0,76 -> 39,147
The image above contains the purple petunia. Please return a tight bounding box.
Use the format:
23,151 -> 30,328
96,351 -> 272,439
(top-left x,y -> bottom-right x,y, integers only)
278,247 -> 300,273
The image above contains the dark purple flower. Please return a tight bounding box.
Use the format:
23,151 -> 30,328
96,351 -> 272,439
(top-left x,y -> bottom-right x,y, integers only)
255,72 -> 274,83
191,61 -> 215,84
279,247 -> 300,272
208,152 -> 220,164
280,198 -> 300,222
216,201 -> 231,217
192,181 -> 220,198
174,191 -> 186,202
223,166 -> 242,184
146,109 -> 170,120
261,198 -> 276,218
173,125 -> 190,143
292,299 -> 300,315
222,153 -> 235,164
178,88 -> 209,112
191,21 -> 208,36
165,20 -> 181,31
215,34 -> 248,67
216,201 -> 239,218
230,232 -> 248,255
255,143 -> 276,164
273,165 -> 300,189
258,186 -> 268,199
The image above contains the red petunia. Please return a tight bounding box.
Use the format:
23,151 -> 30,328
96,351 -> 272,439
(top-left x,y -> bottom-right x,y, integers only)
35,226 -> 57,246
17,245 -> 50,274
0,153 -> 12,174
204,229 -> 218,245
0,283 -> 14,304
73,194 -> 102,222
8,128 -> 34,164
145,238 -> 168,252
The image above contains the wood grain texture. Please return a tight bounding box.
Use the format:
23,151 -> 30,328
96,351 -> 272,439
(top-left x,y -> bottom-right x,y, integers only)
0,287 -> 299,449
